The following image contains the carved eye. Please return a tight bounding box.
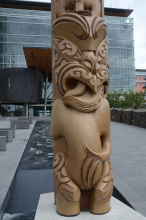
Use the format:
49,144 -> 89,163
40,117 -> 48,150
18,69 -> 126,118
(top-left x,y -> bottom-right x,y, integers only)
81,57 -> 93,72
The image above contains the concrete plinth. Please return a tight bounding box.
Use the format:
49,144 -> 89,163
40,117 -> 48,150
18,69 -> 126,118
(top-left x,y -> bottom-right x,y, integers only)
0,128 -> 15,138
0,130 -> 13,142
20,120 -> 30,129
34,193 -> 145,220
11,121 -> 20,129
0,136 -> 6,151
18,117 -> 33,124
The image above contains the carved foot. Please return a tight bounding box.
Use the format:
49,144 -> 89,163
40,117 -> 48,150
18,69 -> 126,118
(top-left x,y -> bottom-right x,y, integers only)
53,153 -> 81,216
90,159 -> 113,214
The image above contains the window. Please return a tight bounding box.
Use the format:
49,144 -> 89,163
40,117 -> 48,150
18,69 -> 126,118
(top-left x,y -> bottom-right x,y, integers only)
8,77 -> 12,91
139,76 -> 141,80
140,83 -> 141,87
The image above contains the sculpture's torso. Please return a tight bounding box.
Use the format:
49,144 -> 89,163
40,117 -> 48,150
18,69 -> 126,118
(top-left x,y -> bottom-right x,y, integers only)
52,98 -> 110,190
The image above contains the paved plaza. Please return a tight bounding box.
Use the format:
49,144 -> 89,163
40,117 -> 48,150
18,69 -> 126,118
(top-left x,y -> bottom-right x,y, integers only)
0,119 -> 146,218
111,121 -> 146,216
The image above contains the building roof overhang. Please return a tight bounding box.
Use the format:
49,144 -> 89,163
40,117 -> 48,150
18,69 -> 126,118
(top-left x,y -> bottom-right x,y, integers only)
23,47 -> 52,82
104,7 -> 133,17
0,1 -> 133,17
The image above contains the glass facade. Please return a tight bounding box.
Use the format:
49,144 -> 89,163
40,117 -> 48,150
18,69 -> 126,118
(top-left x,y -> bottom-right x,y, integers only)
105,16 -> 135,92
0,7 -> 136,100
1,104 -> 25,116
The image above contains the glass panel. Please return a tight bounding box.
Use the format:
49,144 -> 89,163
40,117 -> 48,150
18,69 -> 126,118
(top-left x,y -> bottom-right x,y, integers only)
127,30 -> 133,40
114,29 -> 120,40
6,23 -> 11,34
129,69 -> 135,78
117,80 -> 122,87
0,54 -> 3,63
109,67 -> 115,79
11,23 -> 19,34
115,48 -> 121,59
19,44 -> 24,55
11,55 -> 18,64
4,43 -> 12,54
19,56 -> 25,64
4,54 -> 10,63
127,49 -> 133,59
34,24 -> 40,35
41,24 -> 47,36
12,43 -> 18,55
121,41 -> 127,48
0,43 -> 3,53
108,48 -> 115,59
107,29 -> 114,39
108,40 -> 114,47
121,49 -> 127,59
27,24 -> 33,35
122,60 -> 127,68
122,69 -> 128,78
129,80 -> 135,87
109,80 -> 116,87
123,79 -> 128,87
109,59 -> 115,67
26,36 -> 33,43
34,36 -> 41,44
19,23 -> 26,34
115,60 -> 121,68
0,34 -> 3,41
115,69 -> 122,79
12,35 -> 18,42
115,41 -> 120,48
19,36 -> 26,43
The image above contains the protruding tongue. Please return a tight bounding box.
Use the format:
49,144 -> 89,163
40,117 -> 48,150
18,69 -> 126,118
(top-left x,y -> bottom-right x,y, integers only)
64,81 -> 86,97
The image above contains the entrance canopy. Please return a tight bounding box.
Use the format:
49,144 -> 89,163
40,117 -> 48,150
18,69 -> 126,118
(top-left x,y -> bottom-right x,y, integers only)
23,47 -> 52,82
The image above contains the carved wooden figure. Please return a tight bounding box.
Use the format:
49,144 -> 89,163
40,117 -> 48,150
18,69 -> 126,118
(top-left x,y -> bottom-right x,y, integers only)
51,0 -> 113,216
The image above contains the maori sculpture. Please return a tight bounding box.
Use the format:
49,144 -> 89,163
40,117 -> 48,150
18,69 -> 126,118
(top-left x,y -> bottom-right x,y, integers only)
51,0 -> 113,216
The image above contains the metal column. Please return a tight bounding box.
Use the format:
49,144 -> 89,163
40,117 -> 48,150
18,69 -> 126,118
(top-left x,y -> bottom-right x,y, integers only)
25,103 -> 28,117
44,60 -> 49,116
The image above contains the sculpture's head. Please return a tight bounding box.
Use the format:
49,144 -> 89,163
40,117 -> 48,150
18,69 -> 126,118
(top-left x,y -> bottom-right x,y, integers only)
53,11 -> 109,113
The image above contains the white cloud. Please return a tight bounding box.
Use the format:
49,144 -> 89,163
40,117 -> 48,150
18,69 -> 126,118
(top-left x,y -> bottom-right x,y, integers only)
105,0 -> 146,69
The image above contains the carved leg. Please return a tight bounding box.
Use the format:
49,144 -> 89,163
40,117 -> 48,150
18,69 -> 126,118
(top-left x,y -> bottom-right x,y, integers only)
90,159 -> 113,214
53,153 -> 81,216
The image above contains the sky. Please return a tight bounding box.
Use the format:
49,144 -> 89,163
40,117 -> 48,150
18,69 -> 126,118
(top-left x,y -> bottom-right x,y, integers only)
28,0 -> 145,69
104,0 -> 146,69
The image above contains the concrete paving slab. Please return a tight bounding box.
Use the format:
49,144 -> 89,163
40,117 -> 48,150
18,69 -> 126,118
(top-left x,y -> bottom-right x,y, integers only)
111,121 -> 146,217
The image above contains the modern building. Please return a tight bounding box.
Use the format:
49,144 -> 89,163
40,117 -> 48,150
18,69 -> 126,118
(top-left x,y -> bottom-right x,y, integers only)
0,1 -> 136,116
136,69 -> 146,92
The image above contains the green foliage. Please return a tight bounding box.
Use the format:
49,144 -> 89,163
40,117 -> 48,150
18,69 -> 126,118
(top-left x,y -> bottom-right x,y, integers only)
107,89 -> 146,109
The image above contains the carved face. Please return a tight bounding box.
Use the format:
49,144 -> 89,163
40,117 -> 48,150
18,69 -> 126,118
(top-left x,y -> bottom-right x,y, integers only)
53,13 -> 109,112
56,0 -> 102,17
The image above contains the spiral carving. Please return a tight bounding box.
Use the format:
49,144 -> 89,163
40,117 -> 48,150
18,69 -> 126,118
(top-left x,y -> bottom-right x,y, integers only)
53,153 -> 81,202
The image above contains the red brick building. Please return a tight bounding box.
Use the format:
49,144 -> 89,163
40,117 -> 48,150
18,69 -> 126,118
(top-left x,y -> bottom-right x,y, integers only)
136,69 -> 146,92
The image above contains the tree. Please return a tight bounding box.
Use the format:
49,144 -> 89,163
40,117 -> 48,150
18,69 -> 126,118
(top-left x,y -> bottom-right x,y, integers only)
107,89 -> 146,109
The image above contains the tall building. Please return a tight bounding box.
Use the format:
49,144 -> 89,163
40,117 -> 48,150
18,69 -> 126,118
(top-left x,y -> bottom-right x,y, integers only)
0,1 -> 136,116
105,15 -> 135,92
136,69 -> 146,92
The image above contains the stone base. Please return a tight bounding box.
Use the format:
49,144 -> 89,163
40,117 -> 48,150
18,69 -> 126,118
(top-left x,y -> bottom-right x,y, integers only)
34,193 -> 145,220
